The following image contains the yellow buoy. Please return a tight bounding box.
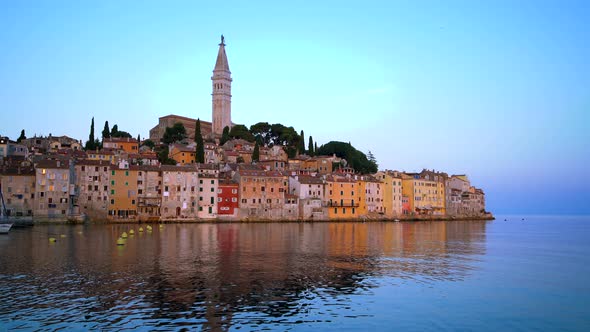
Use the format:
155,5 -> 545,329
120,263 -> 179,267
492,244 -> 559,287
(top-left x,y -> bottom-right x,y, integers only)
139,227 -> 144,232
60,234 -> 66,238
121,232 -> 128,239
129,229 -> 135,235
146,225 -> 152,231
116,237 -> 125,246
159,224 -> 164,228
49,237 -> 57,243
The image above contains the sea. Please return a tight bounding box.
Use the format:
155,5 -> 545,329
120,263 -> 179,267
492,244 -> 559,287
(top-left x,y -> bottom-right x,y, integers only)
1,216 -> 589,331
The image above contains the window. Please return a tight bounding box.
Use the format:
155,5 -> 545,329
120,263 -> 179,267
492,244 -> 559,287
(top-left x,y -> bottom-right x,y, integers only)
211,180 -> 214,185
111,180 -> 115,185
210,188 -> 214,192
218,197 -> 222,202
232,197 -> 237,202
112,170 -> 115,176
208,207 -> 212,214
210,197 -> 214,204
132,200 -> 135,205
110,199 -> 115,204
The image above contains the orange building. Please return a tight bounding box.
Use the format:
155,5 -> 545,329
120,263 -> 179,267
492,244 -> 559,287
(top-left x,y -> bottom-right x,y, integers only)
103,137 -> 139,153
169,144 -> 196,165
108,166 -> 138,219
326,174 -> 359,219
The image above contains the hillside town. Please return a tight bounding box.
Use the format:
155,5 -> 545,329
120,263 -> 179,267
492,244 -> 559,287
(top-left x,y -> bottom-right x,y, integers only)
0,37 -> 489,223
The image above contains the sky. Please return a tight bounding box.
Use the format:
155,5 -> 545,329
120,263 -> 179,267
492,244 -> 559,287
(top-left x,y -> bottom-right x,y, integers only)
1,0 -> 589,215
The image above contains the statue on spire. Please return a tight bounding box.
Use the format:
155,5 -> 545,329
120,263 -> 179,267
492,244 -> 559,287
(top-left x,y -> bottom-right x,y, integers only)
220,34 -> 225,46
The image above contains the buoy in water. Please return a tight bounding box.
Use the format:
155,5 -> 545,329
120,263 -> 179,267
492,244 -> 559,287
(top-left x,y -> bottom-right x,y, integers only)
146,225 -> 152,230
116,237 -> 125,246
139,227 -> 144,232
121,232 -> 128,239
49,237 -> 57,243
129,229 -> 135,235
60,234 -> 66,238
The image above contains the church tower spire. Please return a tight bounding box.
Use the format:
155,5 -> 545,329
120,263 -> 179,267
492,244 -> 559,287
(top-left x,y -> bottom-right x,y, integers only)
212,35 -> 232,137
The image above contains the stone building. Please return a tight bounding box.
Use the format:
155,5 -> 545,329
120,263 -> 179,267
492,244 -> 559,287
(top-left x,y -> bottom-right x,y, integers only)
198,173 -> 218,219
75,160 -> 110,220
149,115 -> 213,143
0,165 -> 35,217
34,159 -> 72,220
160,165 -> 199,220
137,165 -> 162,221
235,168 -> 288,220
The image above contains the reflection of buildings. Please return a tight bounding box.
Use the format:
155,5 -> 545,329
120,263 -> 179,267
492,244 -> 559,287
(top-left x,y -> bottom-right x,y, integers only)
1,221 -> 488,330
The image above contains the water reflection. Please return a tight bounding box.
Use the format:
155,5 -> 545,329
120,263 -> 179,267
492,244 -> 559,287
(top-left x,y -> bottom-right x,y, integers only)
0,221 -> 487,330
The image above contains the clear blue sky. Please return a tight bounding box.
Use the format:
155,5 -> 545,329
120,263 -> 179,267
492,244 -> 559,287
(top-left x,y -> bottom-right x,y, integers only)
1,1 -> 589,214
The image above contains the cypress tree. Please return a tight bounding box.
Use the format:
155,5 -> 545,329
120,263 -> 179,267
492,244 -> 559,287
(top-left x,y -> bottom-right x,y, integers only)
220,126 -> 230,145
314,142 -> 318,155
299,130 -> 305,155
85,117 -> 96,150
17,129 -> 26,143
102,121 -> 110,140
308,136 -> 314,156
252,141 -> 260,162
195,119 -> 205,163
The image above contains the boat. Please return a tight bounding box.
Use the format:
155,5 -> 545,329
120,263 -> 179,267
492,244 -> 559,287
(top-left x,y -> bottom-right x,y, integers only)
0,189 -> 13,234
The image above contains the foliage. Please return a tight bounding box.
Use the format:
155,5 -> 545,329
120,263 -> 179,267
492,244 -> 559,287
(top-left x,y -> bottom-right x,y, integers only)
308,136 -> 314,156
317,141 -> 378,174
156,146 -> 177,165
367,150 -> 378,169
229,124 -> 255,142
250,122 -> 272,146
102,121 -> 110,139
195,119 -> 205,163
252,141 -> 260,162
220,126 -> 231,145
17,129 -> 26,143
84,117 -> 98,151
299,130 -> 305,155
142,139 -> 155,149
162,122 -> 187,144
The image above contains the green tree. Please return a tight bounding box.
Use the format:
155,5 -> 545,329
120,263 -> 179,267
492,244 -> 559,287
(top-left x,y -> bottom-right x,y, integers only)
308,136 -> 314,156
162,122 -> 187,144
102,121 -> 110,140
250,122 -> 272,146
84,117 -> 97,151
299,130 -> 306,155
229,124 -> 255,142
367,150 -> 378,170
314,142 -> 318,155
156,146 -> 176,165
252,141 -> 260,162
317,141 -> 377,174
220,126 -> 231,145
17,129 -> 26,143
111,124 -> 118,135
195,119 -> 205,163
142,139 -> 155,149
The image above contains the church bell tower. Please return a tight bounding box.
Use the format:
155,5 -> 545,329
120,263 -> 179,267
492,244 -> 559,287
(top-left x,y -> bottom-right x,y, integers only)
212,35 -> 232,137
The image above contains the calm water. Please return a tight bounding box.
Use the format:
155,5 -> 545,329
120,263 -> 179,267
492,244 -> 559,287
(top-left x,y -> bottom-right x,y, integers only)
1,216 -> 589,331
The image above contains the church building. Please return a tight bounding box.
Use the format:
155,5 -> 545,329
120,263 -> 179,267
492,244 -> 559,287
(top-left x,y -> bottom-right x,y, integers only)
149,36 -> 233,142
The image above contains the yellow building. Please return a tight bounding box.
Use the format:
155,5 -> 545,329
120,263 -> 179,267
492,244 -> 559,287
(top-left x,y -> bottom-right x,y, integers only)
169,144 -> 196,165
87,149 -> 117,164
376,171 -> 403,218
108,166 -> 138,219
326,175 -> 359,219
401,171 -> 446,216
